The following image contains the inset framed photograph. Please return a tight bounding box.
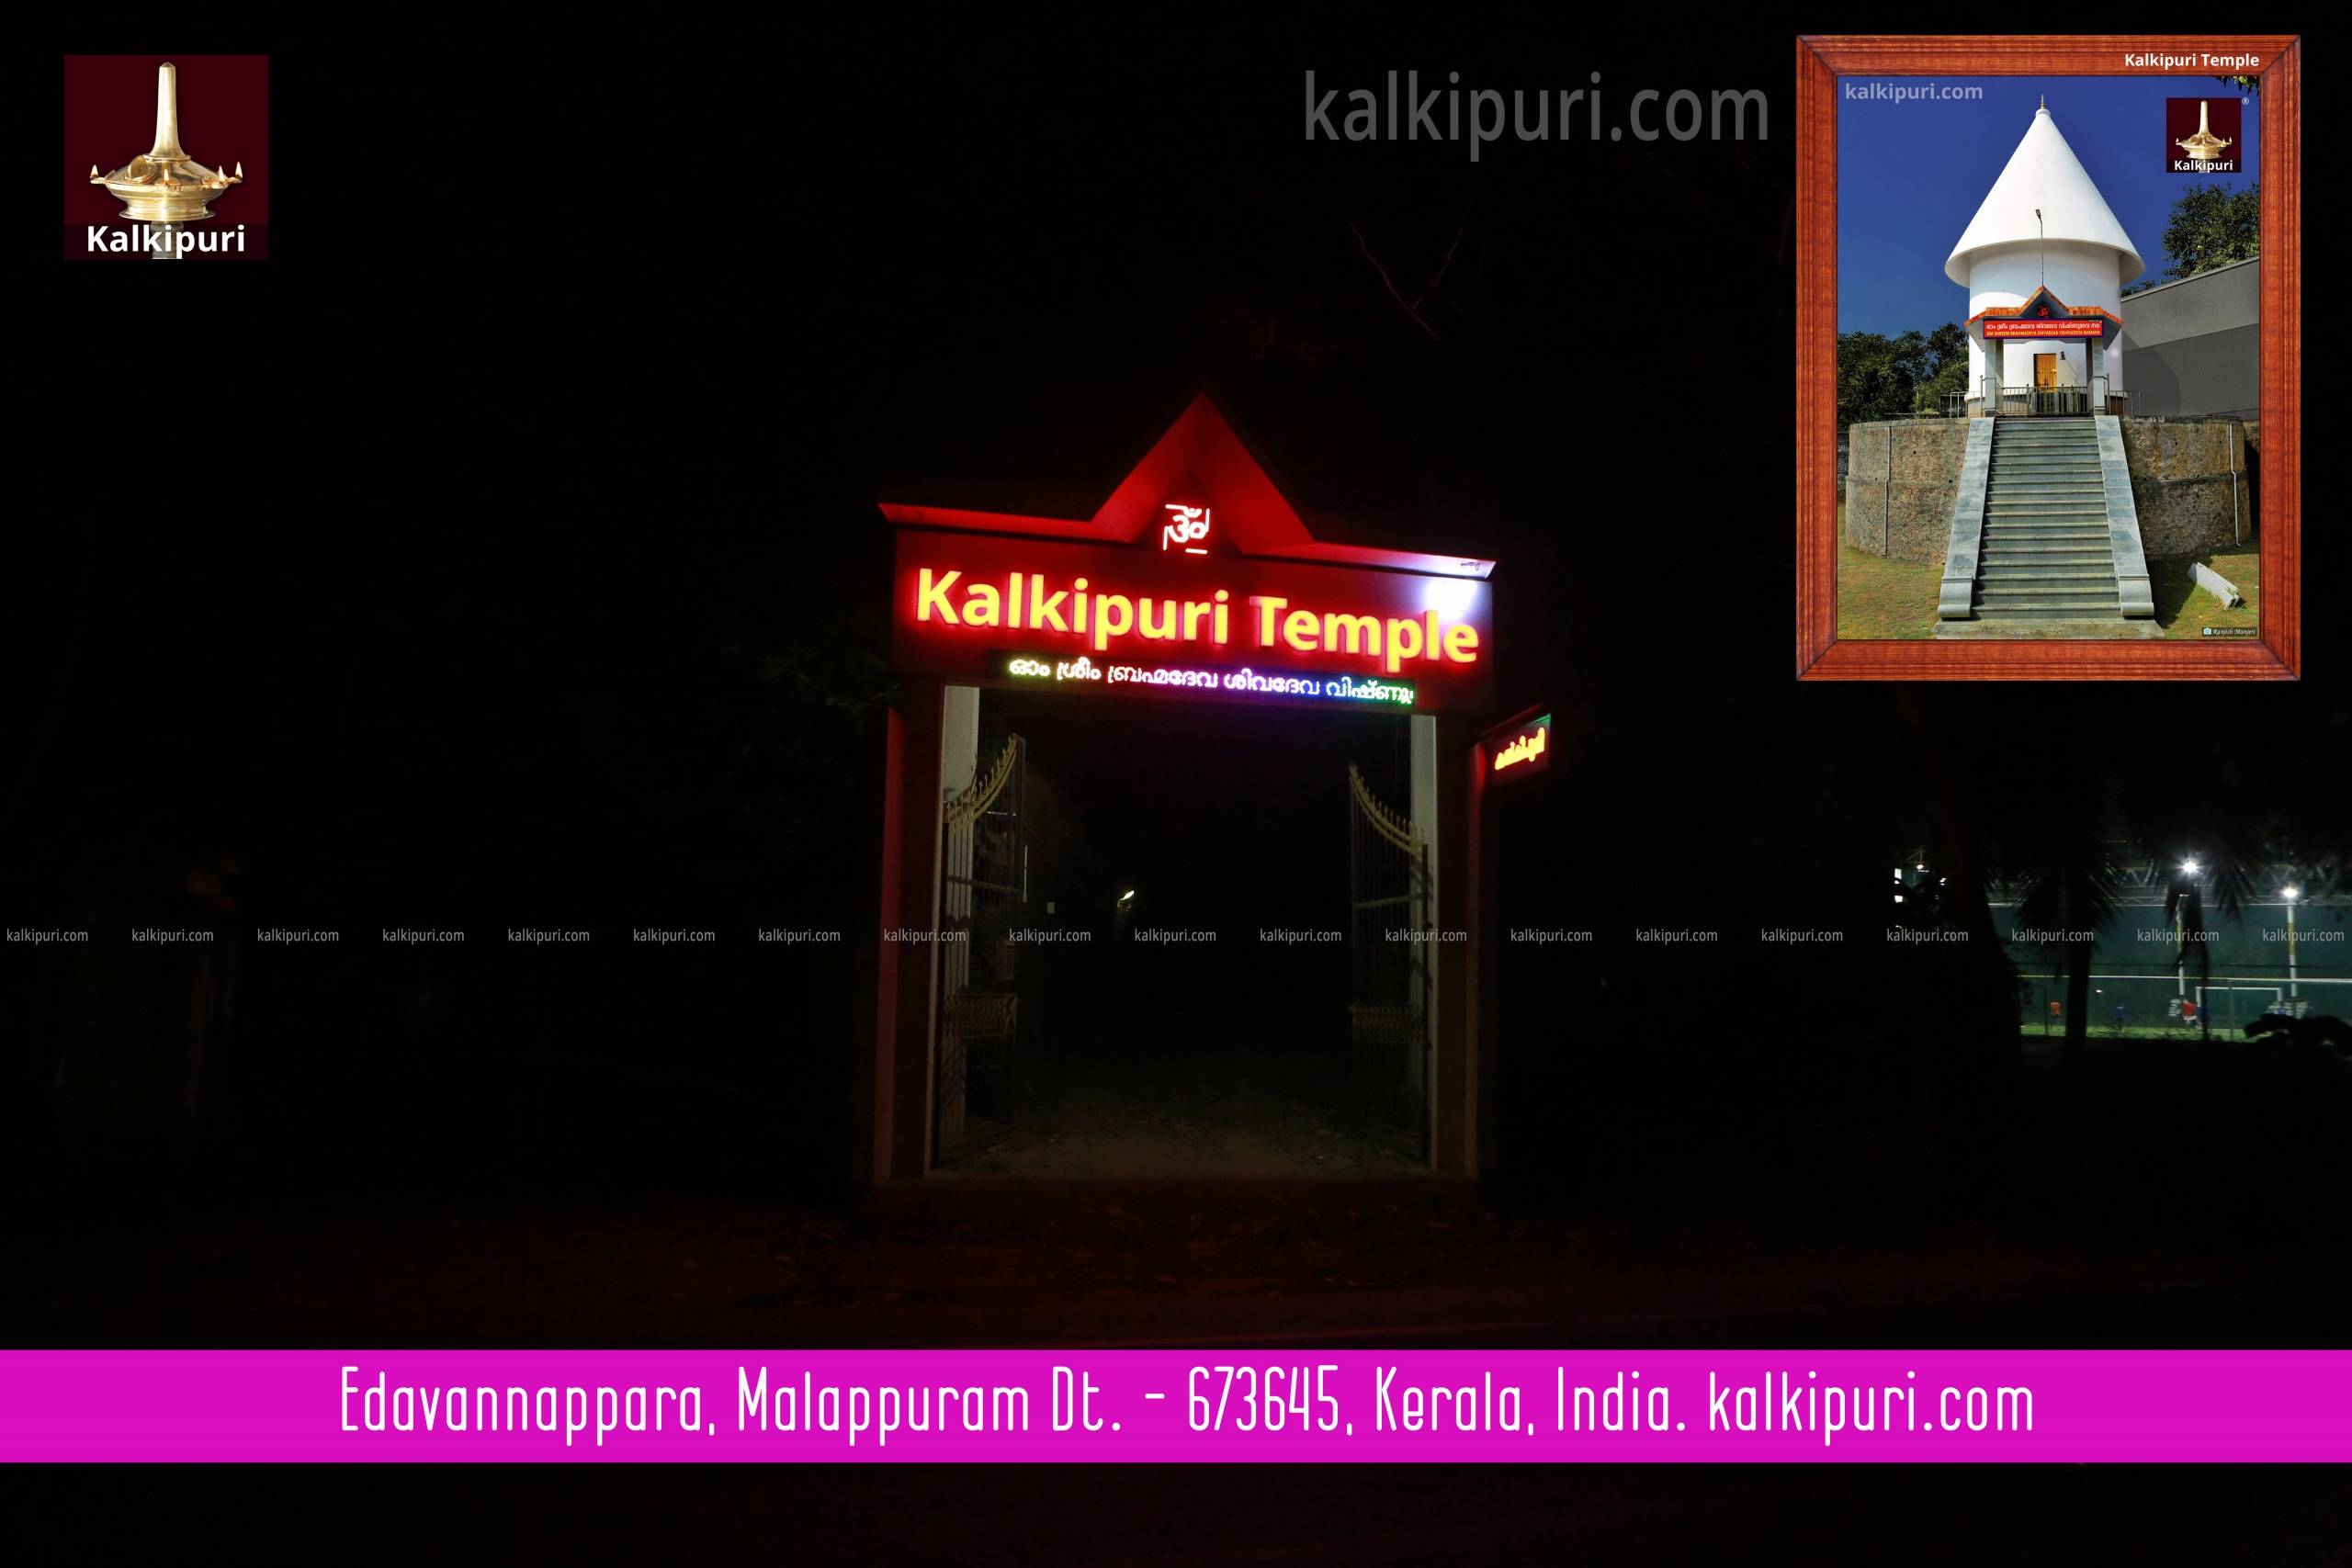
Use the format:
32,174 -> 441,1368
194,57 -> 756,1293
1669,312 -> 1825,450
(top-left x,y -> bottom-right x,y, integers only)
1795,36 -> 2300,678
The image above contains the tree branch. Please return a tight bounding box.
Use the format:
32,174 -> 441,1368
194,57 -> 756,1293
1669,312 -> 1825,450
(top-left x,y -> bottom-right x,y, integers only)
1349,220 -> 1457,343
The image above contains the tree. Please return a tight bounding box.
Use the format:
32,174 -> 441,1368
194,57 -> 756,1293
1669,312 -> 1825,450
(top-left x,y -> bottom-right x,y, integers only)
1838,325 -> 1963,426
2007,808 -> 2119,1084
1914,355 -> 1970,415
2158,184 -> 2260,281
1925,321 -> 1967,373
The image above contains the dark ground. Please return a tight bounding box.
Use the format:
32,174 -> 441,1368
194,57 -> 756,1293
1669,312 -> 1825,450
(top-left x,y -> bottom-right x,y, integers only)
16,1042 -> 2349,1351
17,1178 -> 2348,1352
937,1029 -> 1420,1179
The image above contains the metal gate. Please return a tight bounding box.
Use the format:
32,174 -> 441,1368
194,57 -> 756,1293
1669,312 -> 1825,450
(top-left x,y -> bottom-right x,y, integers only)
1347,763 -> 1430,1159
936,734 -> 1026,1161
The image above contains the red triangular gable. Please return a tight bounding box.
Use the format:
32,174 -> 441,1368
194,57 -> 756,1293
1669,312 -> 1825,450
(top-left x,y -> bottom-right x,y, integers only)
879,392 -> 1492,579
1083,394 -> 1312,553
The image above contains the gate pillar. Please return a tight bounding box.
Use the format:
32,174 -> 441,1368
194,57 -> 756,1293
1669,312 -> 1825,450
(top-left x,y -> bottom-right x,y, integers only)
873,676 -> 947,1181
1464,719 -> 1499,1182
1430,713 -> 1479,1176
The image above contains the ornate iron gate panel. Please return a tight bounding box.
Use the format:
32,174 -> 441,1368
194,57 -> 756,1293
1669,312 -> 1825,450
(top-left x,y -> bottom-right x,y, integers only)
936,734 -> 1026,1161
1347,763 -> 1430,1160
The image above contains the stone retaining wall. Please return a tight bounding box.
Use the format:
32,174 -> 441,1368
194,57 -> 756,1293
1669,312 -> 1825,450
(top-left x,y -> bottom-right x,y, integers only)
1843,416 -> 2256,562
2122,417 -> 2257,558
1839,420 -> 1969,564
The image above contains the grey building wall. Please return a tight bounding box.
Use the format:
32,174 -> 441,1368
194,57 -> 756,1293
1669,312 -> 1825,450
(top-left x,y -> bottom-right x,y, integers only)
2119,257 -> 2259,419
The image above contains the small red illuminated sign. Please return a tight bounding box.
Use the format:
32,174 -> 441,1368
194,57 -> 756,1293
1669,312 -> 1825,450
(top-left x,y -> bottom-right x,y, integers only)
1487,713 -> 1551,782
1984,318 -> 2106,339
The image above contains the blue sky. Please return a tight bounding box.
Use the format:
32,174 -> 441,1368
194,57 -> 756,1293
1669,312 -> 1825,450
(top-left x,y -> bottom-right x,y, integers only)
1838,75 -> 2259,335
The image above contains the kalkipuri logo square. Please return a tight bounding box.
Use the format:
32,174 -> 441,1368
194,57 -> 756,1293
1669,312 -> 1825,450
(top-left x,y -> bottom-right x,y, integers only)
2165,96 -> 2241,175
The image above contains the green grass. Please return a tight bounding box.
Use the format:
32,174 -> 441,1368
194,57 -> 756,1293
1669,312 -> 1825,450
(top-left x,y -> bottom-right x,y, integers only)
2149,543 -> 2261,640
1837,545 -> 1943,639
2023,1024 -> 2269,1045
1837,531 -> 2264,643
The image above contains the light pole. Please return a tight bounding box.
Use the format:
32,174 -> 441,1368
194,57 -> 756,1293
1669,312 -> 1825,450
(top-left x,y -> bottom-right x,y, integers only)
2282,886 -> 2301,1005
2034,205 -> 2048,409
2177,859 -> 2199,1017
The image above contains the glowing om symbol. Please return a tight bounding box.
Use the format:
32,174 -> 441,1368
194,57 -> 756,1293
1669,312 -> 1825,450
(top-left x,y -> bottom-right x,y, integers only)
1160,504 -> 1212,554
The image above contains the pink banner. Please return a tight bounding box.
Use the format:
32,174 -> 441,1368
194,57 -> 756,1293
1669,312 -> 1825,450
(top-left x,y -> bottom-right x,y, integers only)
3,1351 -> 2345,1462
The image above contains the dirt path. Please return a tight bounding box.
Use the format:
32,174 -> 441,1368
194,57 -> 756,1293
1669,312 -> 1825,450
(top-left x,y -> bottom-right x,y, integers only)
935,1040 -> 1422,1179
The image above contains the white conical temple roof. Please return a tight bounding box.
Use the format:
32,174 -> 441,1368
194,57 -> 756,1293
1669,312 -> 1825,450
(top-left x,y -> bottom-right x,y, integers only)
1944,102 -> 2143,287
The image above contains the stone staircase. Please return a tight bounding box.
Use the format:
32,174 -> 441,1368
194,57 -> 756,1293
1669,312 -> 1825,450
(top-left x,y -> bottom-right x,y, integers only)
1970,417 -> 2120,619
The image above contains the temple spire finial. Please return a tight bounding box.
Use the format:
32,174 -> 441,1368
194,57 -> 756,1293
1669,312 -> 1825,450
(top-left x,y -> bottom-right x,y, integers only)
149,62 -> 186,160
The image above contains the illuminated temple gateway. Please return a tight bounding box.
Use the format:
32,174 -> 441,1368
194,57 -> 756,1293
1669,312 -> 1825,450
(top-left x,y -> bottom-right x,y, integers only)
869,391 -> 1540,1180
1948,97 -> 2143,418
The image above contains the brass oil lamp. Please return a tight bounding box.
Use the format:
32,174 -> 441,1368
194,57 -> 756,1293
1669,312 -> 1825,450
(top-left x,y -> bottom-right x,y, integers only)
2174,100 -> 2234,164
87,62 -> 243,259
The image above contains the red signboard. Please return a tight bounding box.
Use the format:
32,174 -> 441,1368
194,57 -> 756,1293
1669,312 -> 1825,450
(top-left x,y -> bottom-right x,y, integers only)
1984,318 -> 2107,339
891,528 -> 1493,713
1484,712 -> 1552,782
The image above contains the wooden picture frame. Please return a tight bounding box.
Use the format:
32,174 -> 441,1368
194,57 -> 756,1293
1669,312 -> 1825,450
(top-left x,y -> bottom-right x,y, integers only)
1794,35 -> 2301,679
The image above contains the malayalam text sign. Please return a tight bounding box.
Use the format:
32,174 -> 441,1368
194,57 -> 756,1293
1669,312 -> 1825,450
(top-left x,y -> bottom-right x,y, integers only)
1984,318 -> 2108,340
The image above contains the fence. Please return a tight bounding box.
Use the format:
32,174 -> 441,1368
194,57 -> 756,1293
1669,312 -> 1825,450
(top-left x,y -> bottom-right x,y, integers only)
2015,970 -> 2346,1038
1954,378 -> 2132,418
